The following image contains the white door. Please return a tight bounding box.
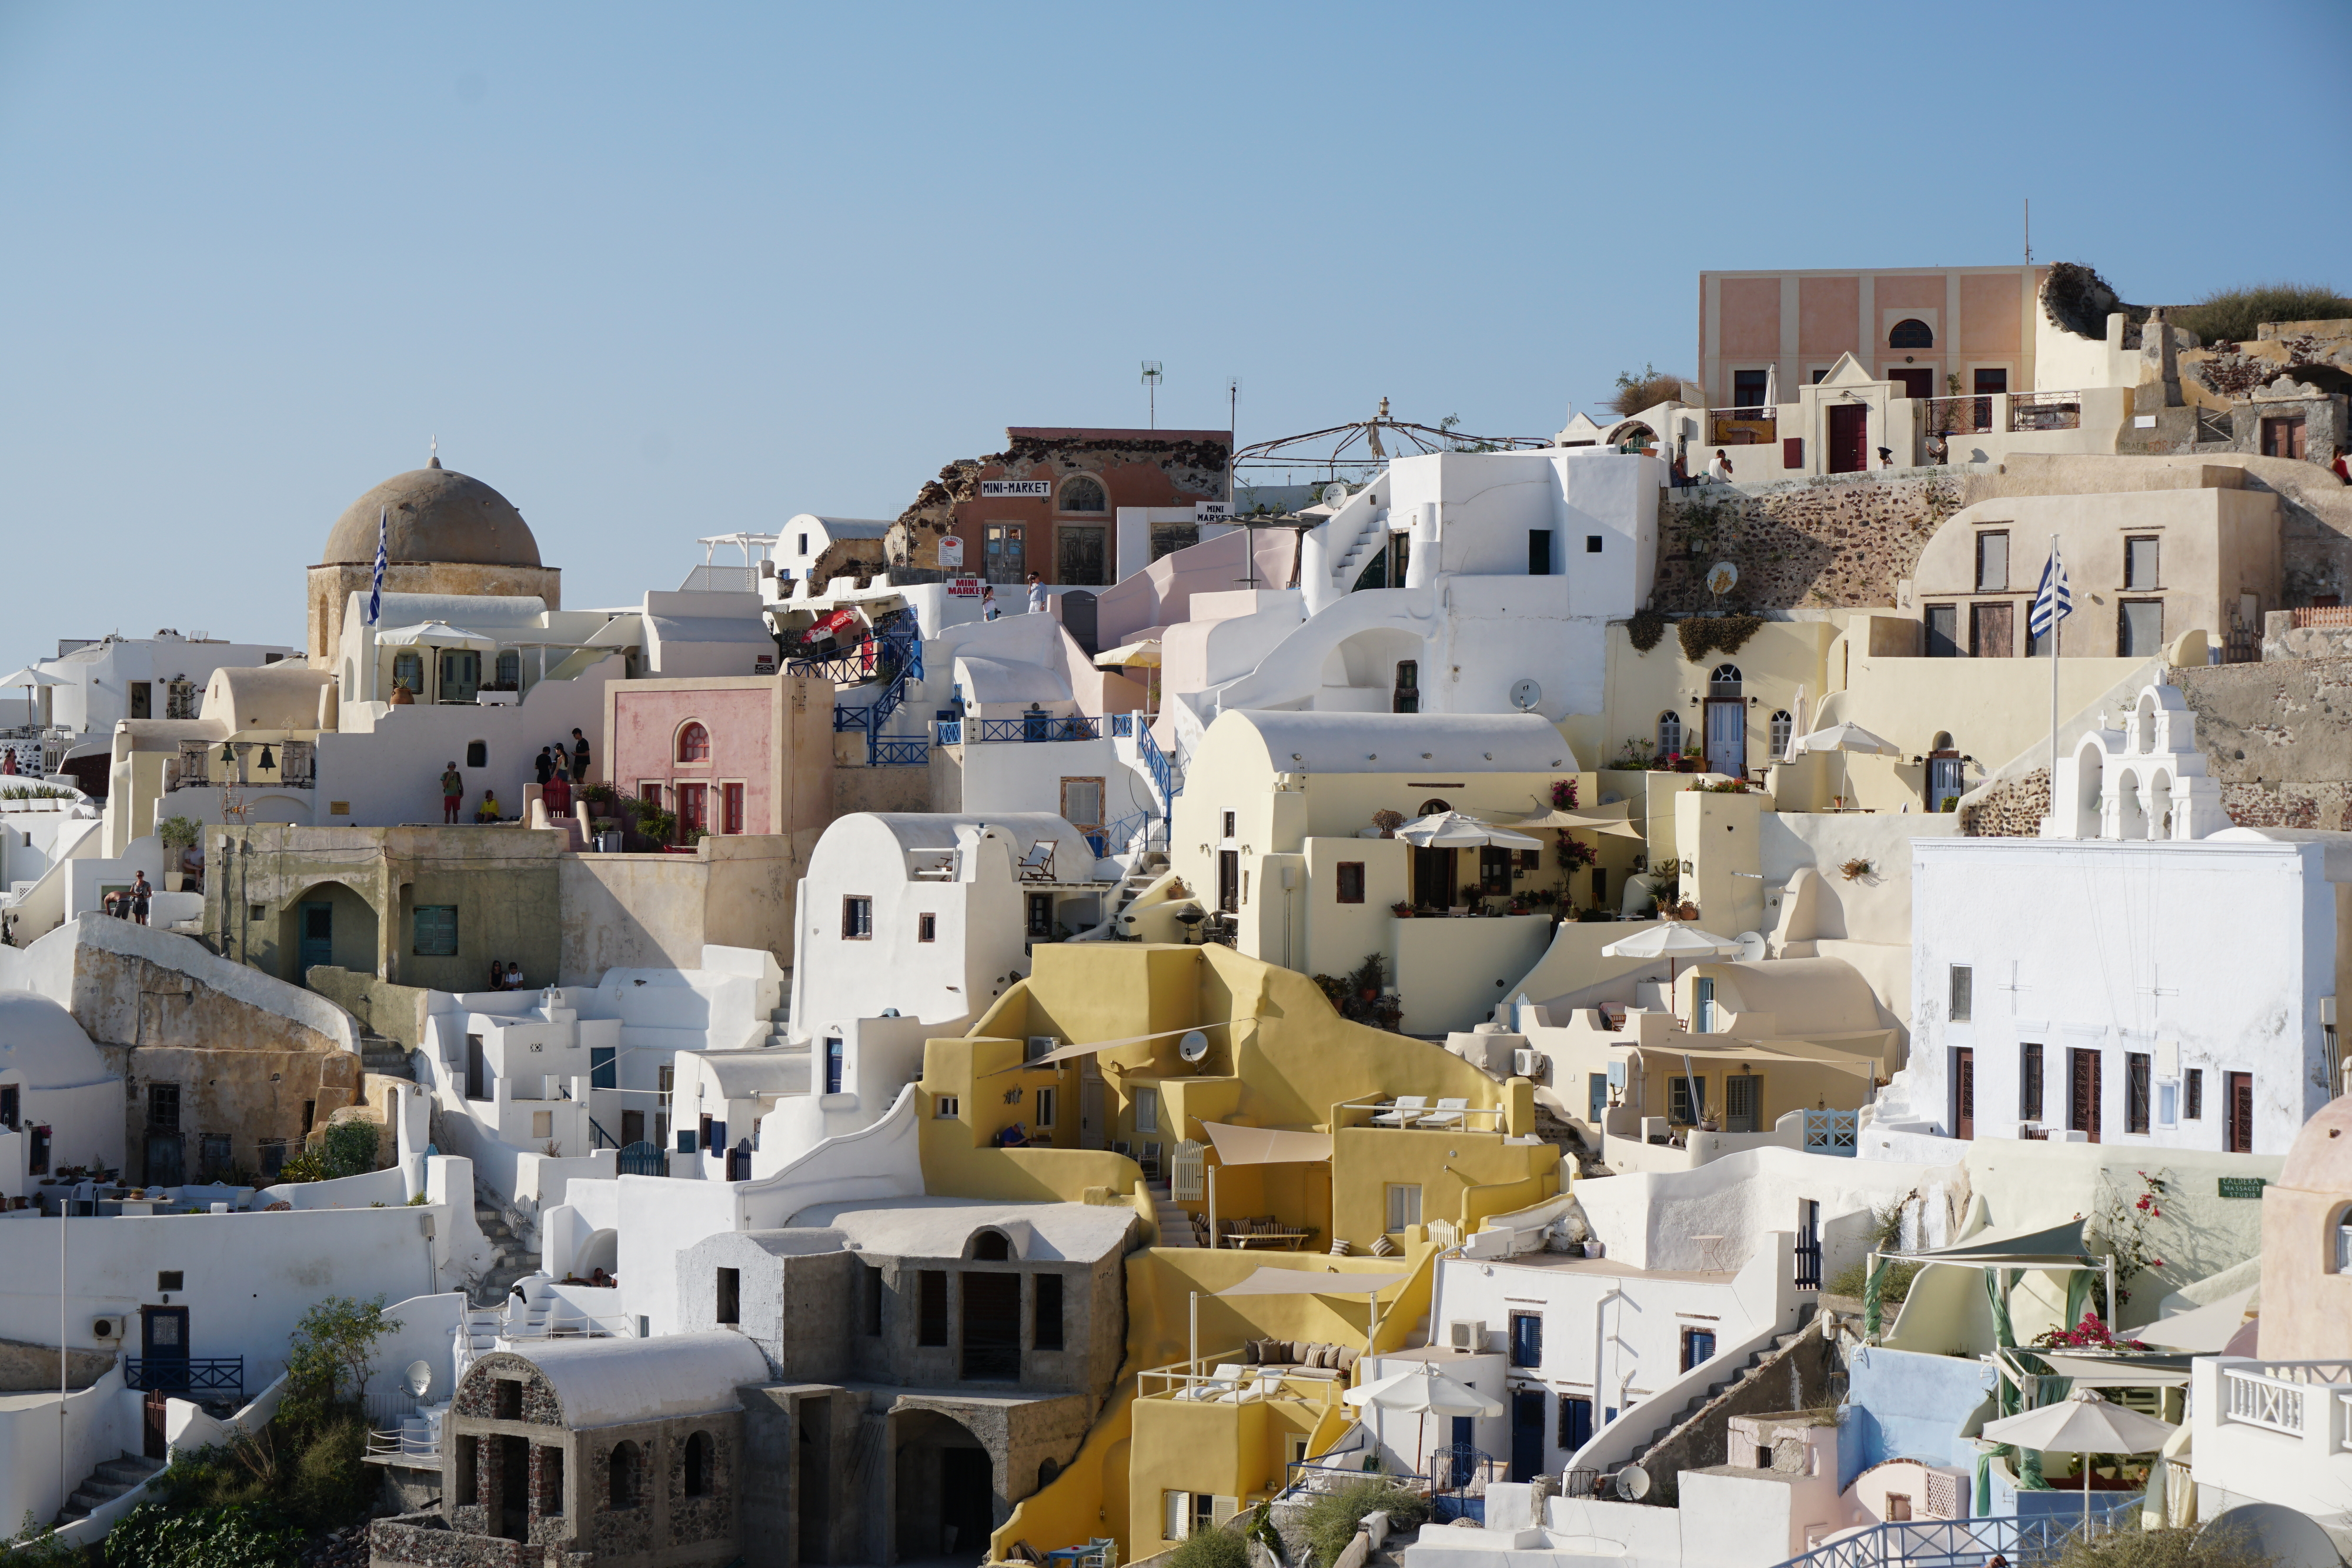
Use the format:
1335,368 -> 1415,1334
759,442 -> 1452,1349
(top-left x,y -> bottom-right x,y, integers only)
1705,700 -> 1746,778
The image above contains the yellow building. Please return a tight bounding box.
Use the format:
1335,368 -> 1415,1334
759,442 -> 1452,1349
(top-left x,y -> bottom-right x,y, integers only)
911,942 -> 1562,1564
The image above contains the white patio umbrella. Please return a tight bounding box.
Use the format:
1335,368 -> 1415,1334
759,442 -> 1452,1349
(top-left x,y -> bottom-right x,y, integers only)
1397,811 -> 1543,850
374,622 -> 497,650
1798,720 -> 1902,807
1602,923 -> 1745,1039
0,666 -> 66,749
1344,1360 -> 1503,1480
1980,1388 -> 2177,1532
1761,363 -> 1779,410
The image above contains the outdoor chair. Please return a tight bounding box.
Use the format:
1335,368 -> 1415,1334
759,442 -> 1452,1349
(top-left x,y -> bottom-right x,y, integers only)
1017,841 -> 1056,882
1417,1097 -> 1469,1130
1370,1095 -> 1429,1127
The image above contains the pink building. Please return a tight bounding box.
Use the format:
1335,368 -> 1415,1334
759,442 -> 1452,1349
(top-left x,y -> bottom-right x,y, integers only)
604,673 -> 833,841
1698,264 -> 2049,412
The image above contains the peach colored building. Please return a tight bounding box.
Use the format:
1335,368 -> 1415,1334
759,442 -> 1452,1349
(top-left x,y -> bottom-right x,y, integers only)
935,426 -> 1230,589
604,673 -> 833,842
1698,265 -> 2049,413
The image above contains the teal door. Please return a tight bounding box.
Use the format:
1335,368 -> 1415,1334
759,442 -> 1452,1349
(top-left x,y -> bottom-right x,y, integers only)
298,901 -> 333,982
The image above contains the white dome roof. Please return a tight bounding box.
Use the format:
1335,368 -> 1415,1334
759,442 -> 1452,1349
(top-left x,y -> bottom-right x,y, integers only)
0,991 -> 109,1087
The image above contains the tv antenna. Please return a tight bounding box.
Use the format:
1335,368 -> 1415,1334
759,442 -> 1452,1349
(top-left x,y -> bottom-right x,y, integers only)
2023,198 -> 2032,265
1141,361 -> 1164,429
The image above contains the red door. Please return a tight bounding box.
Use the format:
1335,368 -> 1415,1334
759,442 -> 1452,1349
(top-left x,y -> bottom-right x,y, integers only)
2226,1072 -> 2253,1153
1890,368 -> 1936,401
1953,1048 -> 1975,1141
1828,406 -> 1869,474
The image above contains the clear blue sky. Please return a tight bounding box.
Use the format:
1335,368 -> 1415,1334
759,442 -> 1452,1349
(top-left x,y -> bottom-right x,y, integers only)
3,1 -> 2346,652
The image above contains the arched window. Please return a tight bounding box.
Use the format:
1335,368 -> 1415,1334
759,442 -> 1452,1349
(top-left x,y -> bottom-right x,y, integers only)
608,1441 -> 640,1510
683,1432 -> 713,1498
1657,711 -> 1683,756
1769,710 -> 1793,758
677,723 -> 709,763
1417,798 -> 1452,817
1058,475 -> 1108,513
2332,1203 -> 2352,1274
1709,664 -> 1742,693
971,1229 -> 1013,1261
1888,319 -> 1934,349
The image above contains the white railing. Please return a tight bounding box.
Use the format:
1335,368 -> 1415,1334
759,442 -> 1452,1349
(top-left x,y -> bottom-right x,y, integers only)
2222,1367 -> 2306,1435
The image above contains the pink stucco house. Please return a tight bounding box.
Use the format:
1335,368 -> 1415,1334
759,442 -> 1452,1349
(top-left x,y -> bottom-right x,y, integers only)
604,673 -> 833,841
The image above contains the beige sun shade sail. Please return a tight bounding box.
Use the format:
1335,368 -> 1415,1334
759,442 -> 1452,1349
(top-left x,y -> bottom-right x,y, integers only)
2022,1351 -> 2191,1389
1202,1122 -> 1332,1165
1892,1217 -> 2095,1269
1214,1266 -> 1411,1298
0,667 -> 67,688
373,621 -> 499,651
1025,1024 -> 1220,1065
1093,640 -> 1164,668
1496,803 -> 1648,840
2133,1286 -> 2258,1353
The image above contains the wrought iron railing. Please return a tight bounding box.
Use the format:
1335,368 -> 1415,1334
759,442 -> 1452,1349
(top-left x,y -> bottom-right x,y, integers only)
1795,1232 -> 1822,1291
1110,713 -> 1137,738
125,1357 -> 243,1395
616,1140 -> 668,1176
1766,1494 -> 2140,1568
953,714 -> 1104,744
871,737 -> 930,766
2009,392 -> 2083,433
1136,723 -> 1182,813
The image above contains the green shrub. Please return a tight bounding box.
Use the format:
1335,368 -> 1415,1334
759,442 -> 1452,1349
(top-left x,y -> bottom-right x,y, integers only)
1610,365 -> 1688,418
285,1416 -> 369,1528
156,816 -> 201,851
1170,1524 -> 1252,1568
104,1501 -> 305,1568
1826,1259 -> 1920,1305
2052,1522 -> 2273,1568
1301,1480 -> 1428,1567
2174,283 -> 2352,346
279,1295 -> 400,1435
7,1509 -> 82,1564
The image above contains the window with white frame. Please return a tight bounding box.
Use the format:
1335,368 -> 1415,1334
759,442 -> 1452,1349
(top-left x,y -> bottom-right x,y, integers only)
1769,710 -> 1793,757
1657,710 -> 1683,756
1385,1182 -> 1422,1232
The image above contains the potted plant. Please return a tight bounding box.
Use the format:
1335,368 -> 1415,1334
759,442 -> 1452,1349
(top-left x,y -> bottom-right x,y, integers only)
1389,900 -> 1415,919
1372,809 -> 1405,838
156,815 -> 199,890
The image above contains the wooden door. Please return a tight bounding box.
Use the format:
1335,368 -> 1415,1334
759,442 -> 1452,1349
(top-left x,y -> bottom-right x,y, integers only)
1725,1074 -> 1760,1133
1704,699 -> 1746,777
1081,1073 -> 1105,1150
2069,1048 -> 2102,1142
298,901 -> 333,980
1217,850 -> 1239,913
1510,1389 -> 1546,1482
2227,1072 -> 2253,1153
1828,405 -> 1869,474
1952,1048 -> 1975,1140
141,1305 -> 190,1389
143,1390 -> 169,1459
2261,417 -> 2307,460
1970,602 -> 2015,658
1890,367 -> 1935,400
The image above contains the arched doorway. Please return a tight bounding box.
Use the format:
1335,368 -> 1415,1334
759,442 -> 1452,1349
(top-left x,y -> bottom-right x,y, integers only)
276,880 -> 380,987
893,1407 -> 996,1564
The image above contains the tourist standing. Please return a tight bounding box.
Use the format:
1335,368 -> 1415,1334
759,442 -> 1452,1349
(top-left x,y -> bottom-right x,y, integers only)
1025,573 -> 1046,614
570,728 -> 592,787
440,761 -> 463,824
130,871 -> 152,926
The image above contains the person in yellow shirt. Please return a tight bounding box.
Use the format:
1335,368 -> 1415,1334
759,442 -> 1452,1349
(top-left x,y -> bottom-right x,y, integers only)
475,790 -> 502,823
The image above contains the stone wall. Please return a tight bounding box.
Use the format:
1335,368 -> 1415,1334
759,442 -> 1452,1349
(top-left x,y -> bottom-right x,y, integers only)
1653,471 -> 1981,613
0,1335 -> 113,1392
1960,769 -> 2050,838
2173,658 -> 2352,829
1633,1323 -> 1836,1506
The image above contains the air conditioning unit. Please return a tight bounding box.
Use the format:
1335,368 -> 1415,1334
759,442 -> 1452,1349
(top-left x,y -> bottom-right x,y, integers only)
1513,1049 -> 1545,1081
1027,1036 -> 1057,1062
90,1315 -> 126,1344
1446,1319 -> 1487,1352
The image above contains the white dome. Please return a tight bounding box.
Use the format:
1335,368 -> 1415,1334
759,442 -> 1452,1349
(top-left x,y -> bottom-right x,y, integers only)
0,991 -> 108,1087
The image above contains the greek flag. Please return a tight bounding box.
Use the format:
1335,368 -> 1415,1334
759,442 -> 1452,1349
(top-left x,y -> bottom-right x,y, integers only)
367,509 -> 388,627
2029,541 -> 2072,640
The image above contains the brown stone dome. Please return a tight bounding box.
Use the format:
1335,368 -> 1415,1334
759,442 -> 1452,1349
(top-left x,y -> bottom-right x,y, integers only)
319,459 -> 540,568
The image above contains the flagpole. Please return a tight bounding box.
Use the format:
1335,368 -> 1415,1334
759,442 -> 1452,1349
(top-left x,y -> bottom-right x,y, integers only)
2048,532 -> 2060,831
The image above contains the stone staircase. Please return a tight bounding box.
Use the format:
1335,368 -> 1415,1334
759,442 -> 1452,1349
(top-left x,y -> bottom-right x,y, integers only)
473,1190 -> 542,1306
358,1030 -> 415,1082
1087,852 -> 1174,941
1529,1102 -> 1605,1178
58,1452 -> 162,1524
1147,1179 -> 1197,1248
1619,1318 -> 1825,1505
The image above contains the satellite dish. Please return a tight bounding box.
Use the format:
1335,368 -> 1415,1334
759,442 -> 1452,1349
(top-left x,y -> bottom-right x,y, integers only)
2200,1505 -> 2345,1568
405,1360 -> 433,1398
1613,1465 -> 1651,1501
1177,1030 -> 1210,1064
1736,931 -> 1768,962
1321,482 -> 1351,508
1705,561 -> 1739,598
1508,678 -> 1543,713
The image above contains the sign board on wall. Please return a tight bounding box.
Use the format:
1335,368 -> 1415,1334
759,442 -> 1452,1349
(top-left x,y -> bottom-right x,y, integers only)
1194,502 -> 1231,523
947,577 -> 984,599
937,535 -> 966,570
980,479 -> 1053,499
754,653 -> 776,674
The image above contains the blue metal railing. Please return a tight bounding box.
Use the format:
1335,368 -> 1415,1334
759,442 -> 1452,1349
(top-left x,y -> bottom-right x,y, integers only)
1767,1494 -> 2141,1568
589,1117 -> 617,1150
1136,723 -> 1182,820
616,1141 -> 668,1177
1110,713 -> 1136,738
126,1357 -> 243,1395
795,610 -> 928,764
938,715 -> 1105,744
871,738 -> 930,766
1804,1108 -> 1858,1155
938,720 -> 962,744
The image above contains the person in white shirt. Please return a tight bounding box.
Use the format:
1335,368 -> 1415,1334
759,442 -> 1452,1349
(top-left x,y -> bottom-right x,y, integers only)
1025,573 -> 1047,614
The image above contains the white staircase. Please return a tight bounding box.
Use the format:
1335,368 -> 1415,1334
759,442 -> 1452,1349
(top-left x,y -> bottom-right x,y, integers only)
1148,1179 -> 1197,1248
